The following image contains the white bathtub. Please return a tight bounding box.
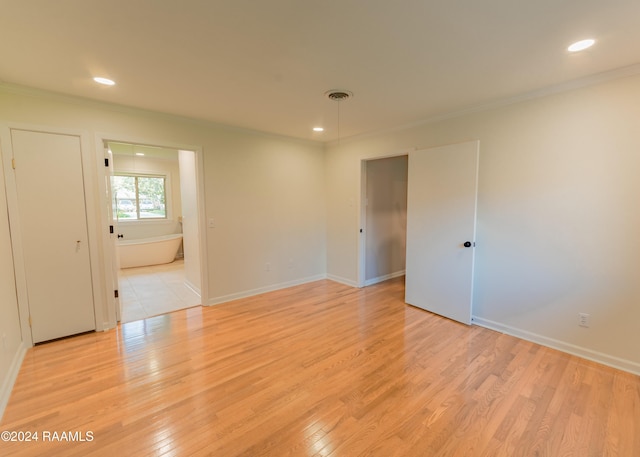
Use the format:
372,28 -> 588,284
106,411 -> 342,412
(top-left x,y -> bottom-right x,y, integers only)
118,233 -> 183,269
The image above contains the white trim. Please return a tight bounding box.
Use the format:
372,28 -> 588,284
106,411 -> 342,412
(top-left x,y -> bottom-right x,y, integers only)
363,270 -> 406,287
4,65 -> 640,148
0,123 -> 106,344
468,141 -> 480,326
116,218 -> 176,226
0,341 -> 27,421
184,279 -> 201,297
79,130 -> 107,332
193,145 -> 208,314
95,134 -> 208,329
358,149 -> 414,288
0,83 -> 321,146
328,63 -> 640,147
326,274 -> 359,288
472,316 -> 640,376
358,159 -> 367,288
0,124 -> 32,346
97,138 -> 119,327
207,274 -> 328,306
111,169 -> 174,223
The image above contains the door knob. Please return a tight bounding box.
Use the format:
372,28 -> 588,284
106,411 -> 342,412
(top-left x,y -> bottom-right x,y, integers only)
463,241 -> 473,248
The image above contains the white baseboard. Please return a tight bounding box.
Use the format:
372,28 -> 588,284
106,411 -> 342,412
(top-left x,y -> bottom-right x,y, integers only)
363,270 -> 406,287
207,274 -> 327,306
0,341 -> 27,421
184,279 -> 201,297
472,316 -> 640,376
326,274 -> 359,288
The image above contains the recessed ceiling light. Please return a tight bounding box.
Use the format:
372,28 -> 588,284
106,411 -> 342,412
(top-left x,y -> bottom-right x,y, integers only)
313,127 -> 324,132
568,39 -> 595,52
93,77 -> 116,86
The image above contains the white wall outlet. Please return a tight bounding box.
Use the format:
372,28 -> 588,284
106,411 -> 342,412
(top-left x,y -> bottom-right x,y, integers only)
208,218 -> 215,228
288,259 -> 294,269
265,262 -> 271,271
578,313 -> 590,328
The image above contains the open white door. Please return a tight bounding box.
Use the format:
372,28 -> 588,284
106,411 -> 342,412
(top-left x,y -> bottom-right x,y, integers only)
405,140 -> 479,325
105,143 -> 121,321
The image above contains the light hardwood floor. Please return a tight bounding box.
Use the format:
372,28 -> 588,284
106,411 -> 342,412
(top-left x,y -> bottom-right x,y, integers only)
1,277 -> 639,456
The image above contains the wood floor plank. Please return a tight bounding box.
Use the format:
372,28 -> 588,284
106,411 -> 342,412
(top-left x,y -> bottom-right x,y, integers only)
1,277 -> 639,456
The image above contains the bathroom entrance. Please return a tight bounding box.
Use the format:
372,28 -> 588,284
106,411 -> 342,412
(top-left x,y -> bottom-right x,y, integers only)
106,141 -> 203,323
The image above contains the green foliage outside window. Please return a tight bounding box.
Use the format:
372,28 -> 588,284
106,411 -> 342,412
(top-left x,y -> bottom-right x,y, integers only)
112,174 -> 166,220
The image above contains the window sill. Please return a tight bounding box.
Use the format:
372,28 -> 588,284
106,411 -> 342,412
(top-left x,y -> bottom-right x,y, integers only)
116,219 -> 177,225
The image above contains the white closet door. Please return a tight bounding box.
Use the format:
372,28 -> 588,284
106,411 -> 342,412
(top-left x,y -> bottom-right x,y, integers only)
405,141 -> 479,324
12,129 -> 95,343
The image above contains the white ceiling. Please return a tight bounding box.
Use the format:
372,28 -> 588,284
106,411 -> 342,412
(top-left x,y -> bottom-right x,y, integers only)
2,1 -> 640,142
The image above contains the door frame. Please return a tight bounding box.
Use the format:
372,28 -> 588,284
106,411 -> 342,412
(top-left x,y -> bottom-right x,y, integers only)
94,133 -> 208,328
103,144 -> 121,322
1,123 -> 106,347
358,148 -> 415,288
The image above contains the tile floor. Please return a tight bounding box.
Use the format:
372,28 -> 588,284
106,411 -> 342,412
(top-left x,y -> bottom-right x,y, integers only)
118,259 -> 201,323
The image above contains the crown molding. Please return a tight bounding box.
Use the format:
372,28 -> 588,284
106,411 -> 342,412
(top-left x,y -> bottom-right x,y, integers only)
328,63 -> 640,147
0,83 -> 322,147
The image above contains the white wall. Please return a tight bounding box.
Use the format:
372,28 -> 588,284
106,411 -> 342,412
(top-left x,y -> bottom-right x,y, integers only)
326,73 -> 640,373
2,68 -> 639,417
179,149 -> 201,294
111,144 -> 182,240
0,151 -> 25,415
364,156 -> 407,283
0,84 -> 327,404
206,133 -> 327,302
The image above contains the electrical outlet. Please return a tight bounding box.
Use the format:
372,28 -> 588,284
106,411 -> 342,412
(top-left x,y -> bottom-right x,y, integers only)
578,313 -> 590,328
265,262 -> 271,271
288,259 -> 294,269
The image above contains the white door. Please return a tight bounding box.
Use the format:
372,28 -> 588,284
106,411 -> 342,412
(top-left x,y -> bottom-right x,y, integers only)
105,144 -> 121,321
405,140 -> 479,324
11,129 -> 96,343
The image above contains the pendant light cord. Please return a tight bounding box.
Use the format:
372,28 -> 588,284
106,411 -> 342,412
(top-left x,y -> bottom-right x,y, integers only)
325,90 -> 352,148
337,99 -> 341,148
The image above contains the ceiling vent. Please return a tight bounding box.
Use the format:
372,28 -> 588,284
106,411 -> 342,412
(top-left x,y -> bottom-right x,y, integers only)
325,90 -> 353,101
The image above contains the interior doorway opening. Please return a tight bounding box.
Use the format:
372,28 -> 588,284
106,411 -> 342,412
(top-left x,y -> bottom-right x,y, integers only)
106,141 -> 203,323
359,155 -> 409,287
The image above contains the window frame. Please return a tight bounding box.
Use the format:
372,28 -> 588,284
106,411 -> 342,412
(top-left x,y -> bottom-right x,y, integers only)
112,172 -> 169,222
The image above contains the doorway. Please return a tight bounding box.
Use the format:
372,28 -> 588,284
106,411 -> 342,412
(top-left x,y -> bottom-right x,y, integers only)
106,141 -> 203,323
358,141 -> 479,326
360,155 -> 409,287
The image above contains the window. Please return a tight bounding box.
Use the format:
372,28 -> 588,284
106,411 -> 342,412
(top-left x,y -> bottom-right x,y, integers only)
111,174 -> 166,220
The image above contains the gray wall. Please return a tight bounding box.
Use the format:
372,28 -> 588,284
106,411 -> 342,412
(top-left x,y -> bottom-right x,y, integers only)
365,156 -> 407,283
